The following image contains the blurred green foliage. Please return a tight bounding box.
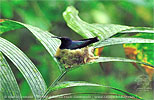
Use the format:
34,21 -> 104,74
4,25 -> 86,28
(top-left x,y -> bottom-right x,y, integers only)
0,0 -> 153,99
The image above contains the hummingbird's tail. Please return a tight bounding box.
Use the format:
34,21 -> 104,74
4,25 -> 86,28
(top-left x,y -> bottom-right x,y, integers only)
73,37 -> 99,49
80,37 -> 99,42
80,36 -> 99,43
87,37 -> 99,44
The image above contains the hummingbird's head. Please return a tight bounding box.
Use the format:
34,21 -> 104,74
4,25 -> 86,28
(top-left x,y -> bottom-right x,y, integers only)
51,36 -> 72,49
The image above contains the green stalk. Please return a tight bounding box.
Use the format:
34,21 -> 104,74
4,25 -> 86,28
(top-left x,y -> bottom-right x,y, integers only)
41,69 -> 68,100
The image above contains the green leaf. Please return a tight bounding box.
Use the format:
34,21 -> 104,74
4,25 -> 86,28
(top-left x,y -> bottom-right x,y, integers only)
63,6 -> 131,40
17,22 -> 62,71
0,19 -> 63,72
63,6 -> 154,41
0,37 -> 47,99
93,57 -> 154,68
47,81 -> 143,100
94,38 -> 154,48
0,19 -> 24,34
63,56 -> 154,74
0,52 -> 22,100
120,27 -> 154,33
48,93 -> 134,99
63,6 -> 154,40
66,57 -> 154,72
50,81 -> 102,92
0,88 -> 4,100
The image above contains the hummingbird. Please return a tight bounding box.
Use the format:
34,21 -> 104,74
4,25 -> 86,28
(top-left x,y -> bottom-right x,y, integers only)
52,36 -> 99,68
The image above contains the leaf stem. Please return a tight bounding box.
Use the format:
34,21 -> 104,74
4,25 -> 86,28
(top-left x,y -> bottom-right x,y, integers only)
41,69 -> 68,100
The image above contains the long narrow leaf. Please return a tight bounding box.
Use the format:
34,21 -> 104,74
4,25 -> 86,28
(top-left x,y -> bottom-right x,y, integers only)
65,57 -> 154,72
18,23 -> 63,71
0,19 -> 63,72
63,6 -> 131,40
41,70 -> 68,99
93,57 -> 154,68
47,81 -> 142,100
63,6 -> 154,41
120,27 -> 154,33
0,79 -> 4,100
48,93 -> 137,99
0,19 -> 24,34
0,52 -> 22,100
0,37 -> 47,99
94,38 -> 154,48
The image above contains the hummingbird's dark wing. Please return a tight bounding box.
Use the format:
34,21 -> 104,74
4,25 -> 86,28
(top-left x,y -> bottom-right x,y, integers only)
68,37 -> 99,49
67,41 -> 87,49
